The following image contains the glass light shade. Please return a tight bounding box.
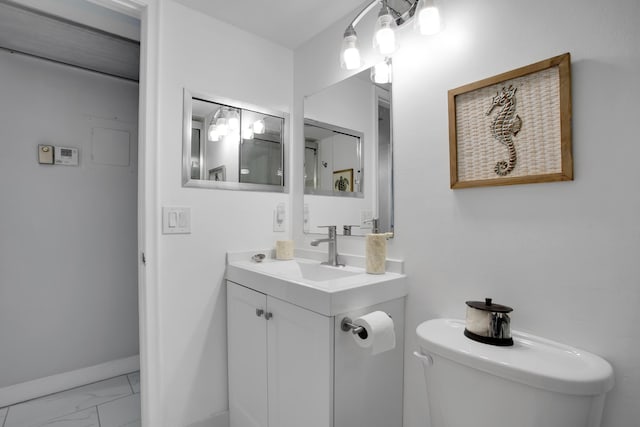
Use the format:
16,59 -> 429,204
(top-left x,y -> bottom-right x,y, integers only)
415,0 -> 441,35
373,10 -> 396,55
242,126 -> 254,140
208,124 -> 220,141
371,59 -> 392,84
340,33 -> 361,70
215,117 -> 229,136
253,119 -> 266,134
227,110 -> 240,131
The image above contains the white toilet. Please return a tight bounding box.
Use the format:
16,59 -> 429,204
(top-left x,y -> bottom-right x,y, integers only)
415,319 -> 614,427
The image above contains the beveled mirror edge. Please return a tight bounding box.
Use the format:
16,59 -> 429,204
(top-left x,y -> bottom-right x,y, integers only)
376,85 -> 395,236
303,117 -> 365,199
182,88 -> 289,193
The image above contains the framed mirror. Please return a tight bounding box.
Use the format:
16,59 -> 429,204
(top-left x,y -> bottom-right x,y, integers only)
183,89 -> 288,192
303,67 -> 393,236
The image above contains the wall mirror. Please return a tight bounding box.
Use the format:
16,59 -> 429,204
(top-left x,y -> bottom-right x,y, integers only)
183,89 -> 288,192
303,68 -> 393,236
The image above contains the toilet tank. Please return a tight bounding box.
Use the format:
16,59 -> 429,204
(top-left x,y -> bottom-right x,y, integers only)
415,319 -> 614,427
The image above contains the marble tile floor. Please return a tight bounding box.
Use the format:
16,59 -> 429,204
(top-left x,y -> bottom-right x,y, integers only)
0,371 -> 140,427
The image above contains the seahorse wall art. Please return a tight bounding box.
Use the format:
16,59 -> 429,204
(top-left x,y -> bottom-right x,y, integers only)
486,85 -> 523,176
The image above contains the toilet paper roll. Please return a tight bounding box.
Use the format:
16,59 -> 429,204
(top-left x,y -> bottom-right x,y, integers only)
352,311 -> 396,355
275,240 -> 294,260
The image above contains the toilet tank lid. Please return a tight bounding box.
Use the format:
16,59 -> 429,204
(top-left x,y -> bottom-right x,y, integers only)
416,318 -> 614,396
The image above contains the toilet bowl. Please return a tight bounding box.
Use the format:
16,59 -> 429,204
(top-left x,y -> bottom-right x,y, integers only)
415,318 -> 614,427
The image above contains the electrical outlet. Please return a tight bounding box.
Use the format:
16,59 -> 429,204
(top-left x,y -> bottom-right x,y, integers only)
303,204 -> 310,233
273,203 -> 286,232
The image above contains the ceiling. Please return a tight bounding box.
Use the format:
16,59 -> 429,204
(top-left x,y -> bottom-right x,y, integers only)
173,0 -> 367,49
0,0 -> 140,81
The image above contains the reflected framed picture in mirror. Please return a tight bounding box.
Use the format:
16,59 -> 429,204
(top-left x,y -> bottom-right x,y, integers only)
333,169 -> 353,192
209,165 -> 226,181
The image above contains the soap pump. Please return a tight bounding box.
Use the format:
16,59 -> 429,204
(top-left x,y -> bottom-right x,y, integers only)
365,218 -> 388,274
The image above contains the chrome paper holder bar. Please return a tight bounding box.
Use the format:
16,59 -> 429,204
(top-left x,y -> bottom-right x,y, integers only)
341,313 -> 392,335
341,317 -> 364,334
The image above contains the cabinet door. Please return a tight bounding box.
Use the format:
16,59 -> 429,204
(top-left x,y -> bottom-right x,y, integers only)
227,282 -> 268,427
267,296 -> 333,427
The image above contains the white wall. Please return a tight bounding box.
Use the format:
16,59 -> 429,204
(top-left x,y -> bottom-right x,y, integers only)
294,1 -> 640,427
0,51 -> 139,387
154,2 -> 293,425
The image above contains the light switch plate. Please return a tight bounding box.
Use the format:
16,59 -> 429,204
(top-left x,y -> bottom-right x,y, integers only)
162,207 -> 191,234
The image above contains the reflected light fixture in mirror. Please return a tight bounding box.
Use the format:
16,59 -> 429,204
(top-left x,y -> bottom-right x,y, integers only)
371,58 -> 392,84
340,0 -> 442,71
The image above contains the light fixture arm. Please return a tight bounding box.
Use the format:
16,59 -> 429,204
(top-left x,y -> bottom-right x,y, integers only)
348,0 -> 382,29
346,0 -> 418,30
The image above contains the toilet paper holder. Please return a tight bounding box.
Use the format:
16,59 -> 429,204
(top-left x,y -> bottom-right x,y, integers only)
341,317 -> 365,334
341,313 -> 392,335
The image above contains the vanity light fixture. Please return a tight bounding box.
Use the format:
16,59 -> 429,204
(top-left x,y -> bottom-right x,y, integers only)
340,0 -> 442,71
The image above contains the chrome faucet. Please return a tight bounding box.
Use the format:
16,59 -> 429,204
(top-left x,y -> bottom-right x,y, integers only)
310,225 -> 343,266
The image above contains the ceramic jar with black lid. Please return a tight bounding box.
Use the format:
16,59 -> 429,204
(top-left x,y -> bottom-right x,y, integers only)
464,298 -> 513,346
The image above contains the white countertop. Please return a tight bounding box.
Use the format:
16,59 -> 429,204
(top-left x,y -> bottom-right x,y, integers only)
225,249 -> 407,316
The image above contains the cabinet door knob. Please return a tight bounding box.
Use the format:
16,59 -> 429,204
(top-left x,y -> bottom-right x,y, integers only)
256,308 -> 264,317
264,312 -> 273,320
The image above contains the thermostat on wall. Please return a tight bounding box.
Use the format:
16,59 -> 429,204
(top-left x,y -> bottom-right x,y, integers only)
54,146 -> 79,166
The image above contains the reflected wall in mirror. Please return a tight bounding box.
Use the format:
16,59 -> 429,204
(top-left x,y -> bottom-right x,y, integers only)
303,68 -> 393,236
183,89 -> 287,192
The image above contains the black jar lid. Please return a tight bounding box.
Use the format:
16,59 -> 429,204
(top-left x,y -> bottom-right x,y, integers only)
465,298 -> 513,313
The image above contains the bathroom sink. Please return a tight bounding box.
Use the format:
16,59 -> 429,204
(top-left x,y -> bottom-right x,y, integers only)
226,250 -> 407,316
253,259 -> 361,282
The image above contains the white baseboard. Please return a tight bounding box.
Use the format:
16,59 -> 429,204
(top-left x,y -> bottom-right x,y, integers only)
0,354 -> 139,408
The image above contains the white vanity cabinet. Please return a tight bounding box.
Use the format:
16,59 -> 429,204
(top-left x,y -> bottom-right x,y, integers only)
227,281 -> 333,427
226,253 -> 407,427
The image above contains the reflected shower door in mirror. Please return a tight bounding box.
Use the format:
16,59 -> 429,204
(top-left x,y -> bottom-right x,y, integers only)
303,68 -> 393,236
183,89 -> 287,192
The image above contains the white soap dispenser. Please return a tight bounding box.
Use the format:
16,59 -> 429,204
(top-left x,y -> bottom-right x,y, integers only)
365,218 -> 389,274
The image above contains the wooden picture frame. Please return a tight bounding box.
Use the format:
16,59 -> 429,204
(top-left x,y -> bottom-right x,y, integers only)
448,53 -> 572,189
333,168 -> 354,192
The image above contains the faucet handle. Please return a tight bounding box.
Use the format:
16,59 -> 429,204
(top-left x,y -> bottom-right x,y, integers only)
342,225 -> 359,236
363,218 -> 380,233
